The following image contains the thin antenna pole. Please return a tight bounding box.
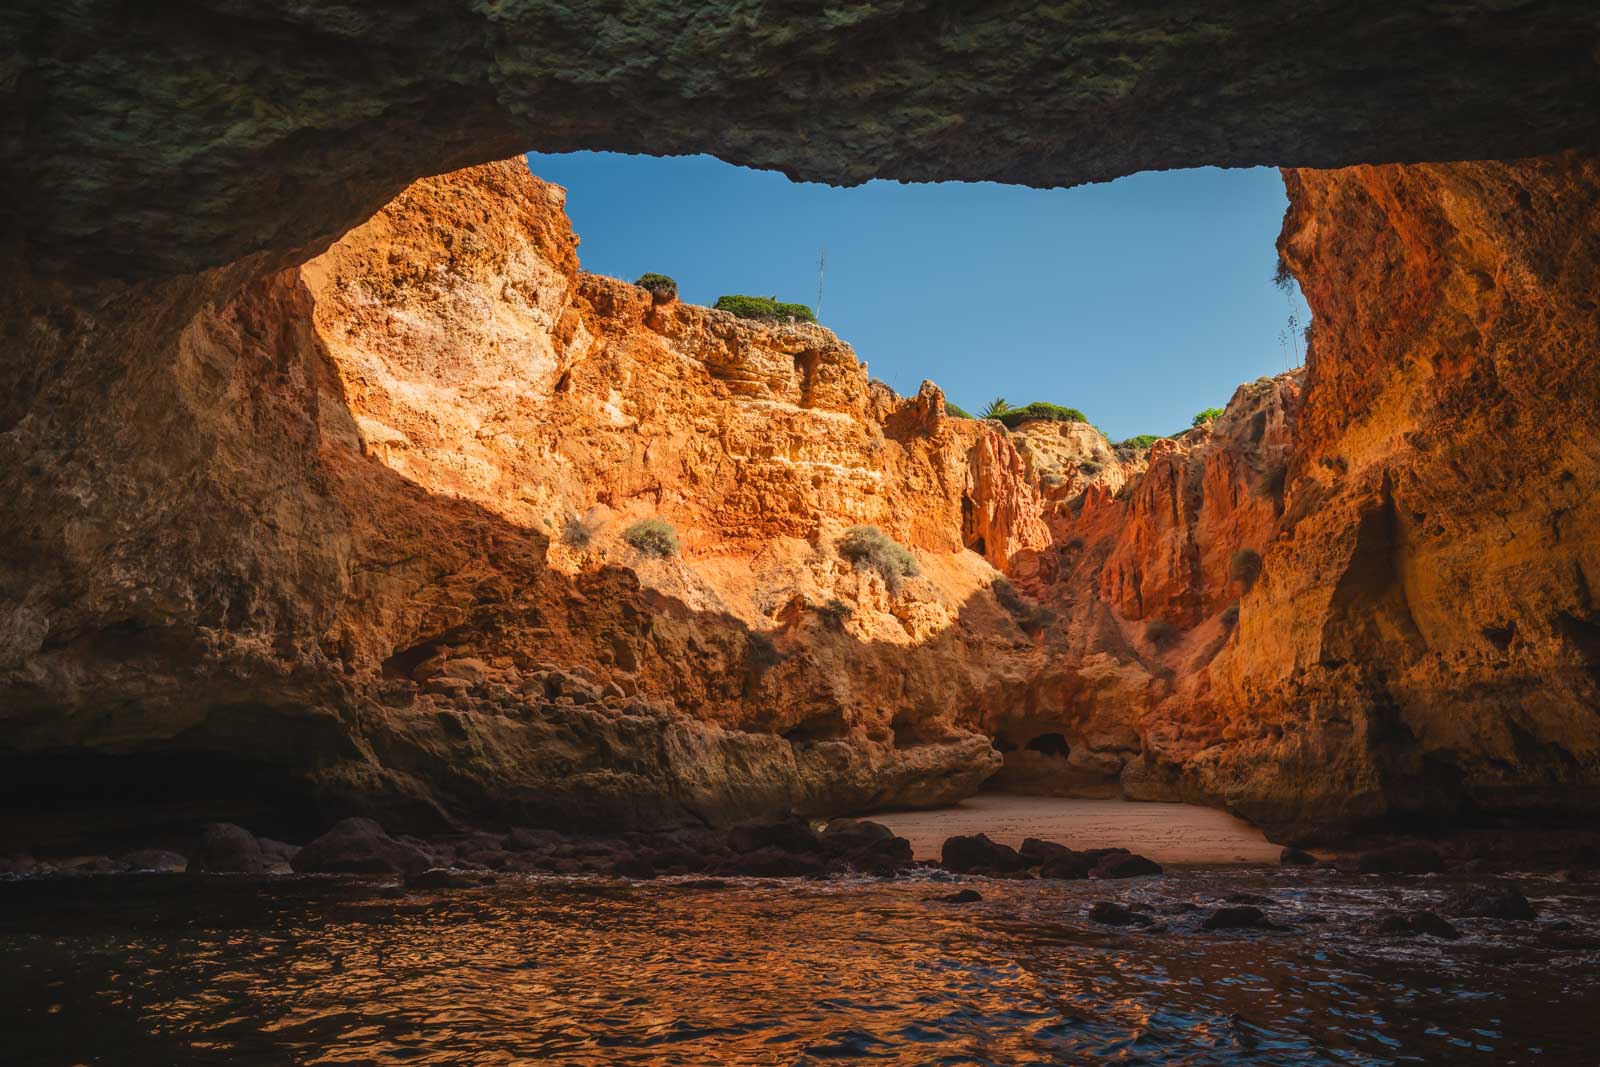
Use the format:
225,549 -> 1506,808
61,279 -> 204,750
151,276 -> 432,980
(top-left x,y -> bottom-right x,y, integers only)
816,247 -> 827,321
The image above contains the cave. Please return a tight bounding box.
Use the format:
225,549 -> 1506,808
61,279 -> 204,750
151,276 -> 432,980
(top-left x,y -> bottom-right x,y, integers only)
1024,733 -> 1072,759
5,7 -> 1600,1062
2,5 -> 1598,856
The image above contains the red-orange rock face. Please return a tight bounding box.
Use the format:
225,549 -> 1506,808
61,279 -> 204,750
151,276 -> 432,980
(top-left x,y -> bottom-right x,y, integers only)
1,152 -> 1595,844
1174,155 -> 1600,838
0,160 -> 1055,831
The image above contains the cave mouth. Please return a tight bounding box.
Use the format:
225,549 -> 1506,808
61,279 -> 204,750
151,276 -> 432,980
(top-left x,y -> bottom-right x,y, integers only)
527,150 -> 1310,443
0,751 -> 323,855
1024,732 -> 1072,758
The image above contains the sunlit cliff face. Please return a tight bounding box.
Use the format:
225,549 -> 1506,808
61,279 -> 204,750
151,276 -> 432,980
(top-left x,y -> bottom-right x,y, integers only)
4,0 -> 1600,848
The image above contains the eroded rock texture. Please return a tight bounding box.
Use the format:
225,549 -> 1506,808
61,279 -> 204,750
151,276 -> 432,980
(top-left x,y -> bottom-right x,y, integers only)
2,149 -> 1597,844
1,160 -> 1049,833
3,2 -> 1599,281
1178,155 -> 1600,839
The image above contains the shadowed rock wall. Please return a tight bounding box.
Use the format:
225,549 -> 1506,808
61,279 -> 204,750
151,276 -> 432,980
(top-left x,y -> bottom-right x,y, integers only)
3,2 -> 1599,281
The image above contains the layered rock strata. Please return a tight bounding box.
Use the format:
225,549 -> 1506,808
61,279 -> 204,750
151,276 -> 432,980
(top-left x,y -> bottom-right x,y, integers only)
3,149 -> 1597,845
0,160 -> 1049,835
4,3 -> 1600,282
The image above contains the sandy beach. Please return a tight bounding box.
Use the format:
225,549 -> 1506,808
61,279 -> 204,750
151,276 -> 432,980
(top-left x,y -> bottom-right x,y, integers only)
869,794 -> 1284,866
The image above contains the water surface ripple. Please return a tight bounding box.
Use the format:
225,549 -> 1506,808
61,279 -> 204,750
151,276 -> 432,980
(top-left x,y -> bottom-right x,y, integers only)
1,868 -> 1596,1065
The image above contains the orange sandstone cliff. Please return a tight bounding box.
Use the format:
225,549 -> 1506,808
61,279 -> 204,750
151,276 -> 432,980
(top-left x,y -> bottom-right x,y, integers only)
1,154 -> 1596,843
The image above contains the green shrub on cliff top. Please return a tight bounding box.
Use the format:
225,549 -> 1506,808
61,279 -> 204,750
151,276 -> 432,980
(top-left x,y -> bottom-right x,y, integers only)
635,272 -> 678,299
714,294 -> 817,324
996,401 -> 1090,429
1192,406 -> 1226,427
1120,434 -> 1162,450
837,525 -> 918,593
944,401 -> 974,419
623,517 -> 680,558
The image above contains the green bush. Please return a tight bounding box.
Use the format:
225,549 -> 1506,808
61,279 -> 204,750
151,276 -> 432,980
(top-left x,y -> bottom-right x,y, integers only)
1144,618 -> 1178,648
635,272 -> 678,299
623,517 -> 680,558
713,294 -> 817,324
997,401 -> 1090,429
1120,434 -> 1162,450
1192,406 -> 1226,427
1230,548 -> 1262,589
944,401 -> 974,419
980,397 -> 1012,420
837,525 -> 918,593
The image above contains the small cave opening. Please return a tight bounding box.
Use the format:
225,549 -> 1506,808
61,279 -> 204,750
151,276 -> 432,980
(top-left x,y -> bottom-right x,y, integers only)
1024,732 -> 1072,758
781,710 -> 848,745
0,750 -> 323,853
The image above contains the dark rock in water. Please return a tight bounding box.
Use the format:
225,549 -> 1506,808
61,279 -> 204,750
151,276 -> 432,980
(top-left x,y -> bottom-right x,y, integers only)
1089,901 -> 1151,927
291,818 -> 432,877
611,855 -> 658,880
405,868 -> 493,890
1090,853 -> 1162,879
728,817 -> 823,856
257,838 -> 300,871
940,833 -> 1027,874
1351,844 -> 1444,875
1224,892 -> 1271,905
1280,847 -> 1317,867
0,854 -> 37,877
724,846 -> 825,878
1019,838 -> 1074,866
1445,882 -> 1537,921
1038,853 -> 1096,880
1079,847 -> 1131,862
120,849 -> 188,872
821,819 -> 914,874
676,878 -> 730,890
1375,910 -> 1460,940
507,827 -> 564,852
935,889 -> 984,904
647,845 -> 713,874
1202,906 -> 1273,930
192,823 -> 270,874
68,855 -> 129,874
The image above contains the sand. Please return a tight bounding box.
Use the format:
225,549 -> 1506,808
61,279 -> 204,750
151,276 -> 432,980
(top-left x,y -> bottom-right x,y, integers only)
868,794 -> 1284,866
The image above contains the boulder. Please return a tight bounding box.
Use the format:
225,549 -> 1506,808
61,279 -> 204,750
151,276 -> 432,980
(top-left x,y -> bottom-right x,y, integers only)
1374,910 -> 1460,940
1088,900 -> 1151,927
121,849 -> 189,872
1444,882 -> 1537,921
727,816 -> 823,856
192,823 -> 270,874
935,889 -> 984,904
290,818 -> 432,876
0,854 -> 37,877
940,833 -> 1028,874
257,838 -> 300,871
1280,847 -> 1317,867
820,819 -> 914,874
507,827 -> 564,852
1090,852 -> 1162,879
724,846 -> 826,878
1038,853 -> 1096,880
611,854 -> 658,880
1019,838 -> 1074,866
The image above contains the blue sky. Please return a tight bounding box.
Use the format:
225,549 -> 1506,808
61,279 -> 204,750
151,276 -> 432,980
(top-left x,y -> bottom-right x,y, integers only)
525,152 -> 1308,441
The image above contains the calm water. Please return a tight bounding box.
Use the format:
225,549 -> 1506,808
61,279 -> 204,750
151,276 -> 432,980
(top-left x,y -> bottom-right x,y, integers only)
1,868 -> 1597,1065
